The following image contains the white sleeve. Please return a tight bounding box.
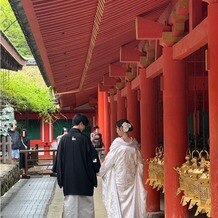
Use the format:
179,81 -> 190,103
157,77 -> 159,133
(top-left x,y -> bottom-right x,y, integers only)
98,140 -> 119,177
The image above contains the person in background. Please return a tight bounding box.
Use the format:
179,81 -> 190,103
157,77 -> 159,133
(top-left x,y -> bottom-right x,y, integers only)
19,128 -> 30,179
90,126 -> 103,148
99,119 -> 147,218
57,127 -> 68,145
8,123 -> 21,163
56,114 -> 101,218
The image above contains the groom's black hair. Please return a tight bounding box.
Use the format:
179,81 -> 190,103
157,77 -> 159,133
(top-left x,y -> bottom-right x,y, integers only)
72,114 -> 89,126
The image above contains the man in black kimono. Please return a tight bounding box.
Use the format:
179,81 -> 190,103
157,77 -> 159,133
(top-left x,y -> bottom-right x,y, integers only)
56,114 -> 101,218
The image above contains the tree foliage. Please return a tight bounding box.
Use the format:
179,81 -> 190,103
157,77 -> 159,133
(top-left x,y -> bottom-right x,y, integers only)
0,0 -> 32,57
0,67 -> 58,121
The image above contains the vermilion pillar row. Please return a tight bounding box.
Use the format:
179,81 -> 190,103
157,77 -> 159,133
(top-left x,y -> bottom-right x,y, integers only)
208,2 -> 218,216
126,82 -> 140,141
103,92 -> 110,153
117,90 -> 126,120
110,95 -> 117,141
139,69 -> 160,212
98,85 -> 105,142
163,47 -> 188,217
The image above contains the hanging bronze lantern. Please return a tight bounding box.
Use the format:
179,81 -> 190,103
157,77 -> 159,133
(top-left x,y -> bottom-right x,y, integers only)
176,149 -> 211,217
194,150 -> 211,217
146,147 -> 164,192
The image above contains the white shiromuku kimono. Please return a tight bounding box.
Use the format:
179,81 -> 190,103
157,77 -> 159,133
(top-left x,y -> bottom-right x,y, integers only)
99,137 -> 147,218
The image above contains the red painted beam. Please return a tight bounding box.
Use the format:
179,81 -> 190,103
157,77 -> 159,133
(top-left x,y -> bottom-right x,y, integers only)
98,83 -> 111,92
109,63 -> 126,77
103,76 -> 117,86
121,86 -> 127,97
146,55 -> 163,78
173,18 -> 208,60
120,46 -> 142,63
136,17 -> 169,40
89,97 -> 97,106
131,76 -> 140,90
20,0 -> 55,86
189,0 -> 203,31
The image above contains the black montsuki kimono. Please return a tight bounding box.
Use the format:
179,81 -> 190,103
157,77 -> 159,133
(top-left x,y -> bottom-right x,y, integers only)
56,128 -> 101,196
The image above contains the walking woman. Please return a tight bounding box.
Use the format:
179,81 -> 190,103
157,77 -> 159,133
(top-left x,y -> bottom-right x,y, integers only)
99,119 -> 147,218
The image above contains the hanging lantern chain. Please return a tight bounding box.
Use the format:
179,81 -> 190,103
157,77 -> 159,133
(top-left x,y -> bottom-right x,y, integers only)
194,52 -> 197,150
202,48 -> 206,150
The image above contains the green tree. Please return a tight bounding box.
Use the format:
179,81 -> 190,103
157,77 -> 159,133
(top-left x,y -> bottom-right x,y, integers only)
0,67 -> 58,121
0,0 -> 32,57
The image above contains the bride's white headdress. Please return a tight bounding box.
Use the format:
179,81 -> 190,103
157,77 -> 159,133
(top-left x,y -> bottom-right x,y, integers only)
122,122 -> 131,132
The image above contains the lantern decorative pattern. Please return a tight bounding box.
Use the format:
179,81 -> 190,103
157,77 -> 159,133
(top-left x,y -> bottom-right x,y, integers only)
146,147 -> 164,192
175,150 -> 211,217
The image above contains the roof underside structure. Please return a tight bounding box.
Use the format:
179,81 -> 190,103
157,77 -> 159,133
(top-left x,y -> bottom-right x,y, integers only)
0,31 -> 26,71
9,0 -> 172,109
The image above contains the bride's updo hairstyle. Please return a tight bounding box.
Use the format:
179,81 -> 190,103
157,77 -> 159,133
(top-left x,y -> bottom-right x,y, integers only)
116,119 -> 133,133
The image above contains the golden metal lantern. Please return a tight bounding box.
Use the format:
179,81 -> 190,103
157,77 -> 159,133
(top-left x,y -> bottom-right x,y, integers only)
146,147 -> 164,192
177,149 -> 211,217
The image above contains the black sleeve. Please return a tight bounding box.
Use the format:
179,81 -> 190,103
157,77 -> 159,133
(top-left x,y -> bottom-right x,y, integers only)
56,137 -> 65,188
90,145 -> 101,173
83,134 -> 101,173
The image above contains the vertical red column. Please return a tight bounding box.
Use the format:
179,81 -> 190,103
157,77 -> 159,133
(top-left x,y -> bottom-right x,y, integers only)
117,90 -> 126,120
110,95 -> 117,141
139,69 -> 160,212
126,82 -> 140,140
208,2 -> 218,216
98,85 -> 105,142
44,122 -> 50,143
44,122 -> 50,157
103,92 -> 111,152
95,109 -> 98,127
189,0 -> 202,31
163,47 -> 188,217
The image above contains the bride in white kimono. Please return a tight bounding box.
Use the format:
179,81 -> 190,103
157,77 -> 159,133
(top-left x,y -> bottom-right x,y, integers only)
99,119 -> 147,218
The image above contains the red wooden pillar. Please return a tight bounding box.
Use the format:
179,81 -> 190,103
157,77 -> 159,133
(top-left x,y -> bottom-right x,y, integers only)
98,85 -> 105,142
163,47 -> 188,217
189,0 -> 202,31
126,82 -> 140,140
110,94 -> 117,141
208,2 -> 218,216
95,109 -> 98,127
139,69 -> 160,212
103,92 -> 111,153
117,90 -> 126,120
43,122 -> 50,157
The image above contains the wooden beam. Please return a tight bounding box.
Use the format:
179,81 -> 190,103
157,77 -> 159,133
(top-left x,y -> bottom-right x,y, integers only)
173,18 -> 208,60
189,0 -> 203,31
121,86 -> 127,97
109,63 -> 126,77
103,76 -> 117,86
98,83 -> 111,91
131,76 -> 140,90
120,46 -> 142,63
146,55 -> 163,78
135,17 -> 169,40
89,97 -> 97,105
20,0 -> 55,85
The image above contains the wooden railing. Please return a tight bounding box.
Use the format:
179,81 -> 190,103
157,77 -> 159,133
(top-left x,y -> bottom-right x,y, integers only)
20,149 -> 57,176
0,136 -> 12,163
20,147 -> 105,176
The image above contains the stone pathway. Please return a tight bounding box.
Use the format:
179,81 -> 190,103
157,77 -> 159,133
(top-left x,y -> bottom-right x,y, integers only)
46,177 -> 107,218
1,176 -> 56,217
